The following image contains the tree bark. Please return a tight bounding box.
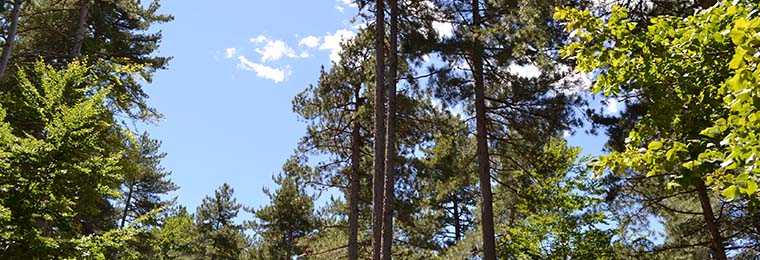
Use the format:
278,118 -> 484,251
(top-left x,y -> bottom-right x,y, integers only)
71,0 -> 89,57
472,0 -> 497,259
0,0 -> 23,81
380,0 -> 398,259
348,83 -> 363,260
453,195 -> 461,241
371,0 -> 386,259
696,182 -> 727,260
120,181 -> 135,229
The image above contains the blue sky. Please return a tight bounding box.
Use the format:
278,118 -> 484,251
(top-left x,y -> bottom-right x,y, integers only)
141,0 -> 615,215
142,0 -> 366,212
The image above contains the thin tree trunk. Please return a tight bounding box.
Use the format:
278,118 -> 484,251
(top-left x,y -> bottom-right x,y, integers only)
453,195 -> 461,241
380,0 -> 398,259
371,0 -> 387,258
120,181 -> 135,229
348,83 -> 363,260
472,0 -> 496,259
0,0 -> 23,81
71,0 -> 89,57
696,182 -> 727,260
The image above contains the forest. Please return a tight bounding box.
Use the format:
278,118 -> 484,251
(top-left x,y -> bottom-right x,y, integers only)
0,0 -> 759,259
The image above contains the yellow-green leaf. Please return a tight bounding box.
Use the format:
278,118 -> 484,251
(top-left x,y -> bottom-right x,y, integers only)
648,141 -> 663,151
723,185 -> 739,199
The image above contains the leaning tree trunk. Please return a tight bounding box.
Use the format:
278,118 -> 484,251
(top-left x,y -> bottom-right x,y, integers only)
381,0 -> 398,258
71,0 -> 89,57
0,0 -> 23,81
120,181 -> 135,229
696,182 -> 727,260
348,83 -> 363,260
472,0 -> 497,259
371,0 -> 387,259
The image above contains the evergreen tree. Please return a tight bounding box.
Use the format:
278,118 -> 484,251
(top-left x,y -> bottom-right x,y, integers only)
293,28 -> 375,259
194,183 -> 247,260
248,163 -> 318,260
118,131 -> 177,229
371,0 -> 387,258
4,0 -> 172,120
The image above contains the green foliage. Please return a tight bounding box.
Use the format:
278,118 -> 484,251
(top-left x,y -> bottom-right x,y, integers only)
0,61 -> 133,259
495,139 -> 614,259
10,0 -> 172,120
248,165 -> 318,260
118,131 -> 178,228
556,1 -> 760,199
194,183 -> 248,260
152,207 -> 198,260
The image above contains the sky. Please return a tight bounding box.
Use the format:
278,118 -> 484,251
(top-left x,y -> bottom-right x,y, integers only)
141,0 -> 616,215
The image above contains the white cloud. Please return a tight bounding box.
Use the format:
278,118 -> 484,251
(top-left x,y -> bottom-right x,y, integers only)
508,63 -> 541,78
433,21 -> 453,39
336,5 -> 345,12
255,39 -> 299,63
299,36 -> 321,48
563,130 -> 572,138
605,97 -> 620,115
338,0 -> 358,8
225,48 -> 237,59
250,35 -> 268,43
237,56 -> 290,83
320,29 -> 356,62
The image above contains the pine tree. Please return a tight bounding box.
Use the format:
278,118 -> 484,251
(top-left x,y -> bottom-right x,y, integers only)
194,183 -> 247,260
371,0 -> 387,258
293,28 -> 375,259
5,0 -> 173,120
248,164 -> 318,259
118,131 -> 178,229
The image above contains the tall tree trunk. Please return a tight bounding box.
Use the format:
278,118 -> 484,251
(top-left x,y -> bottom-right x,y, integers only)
472,0 -> 496,259
371,0 -> 387,259
120,181 -> 135,229
0,0 -> 23,81
696,182 -> 727,260
348,83 -> 363,260
381,0 -> 398,259
71,0 -> 89,57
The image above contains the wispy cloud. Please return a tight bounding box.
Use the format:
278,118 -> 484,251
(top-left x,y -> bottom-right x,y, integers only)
225,48 -> 237,59
336,5 -> 345,12
337,0 -> 358,8
250,35 -> 268,43
299,36 -> 321,48
320,29 -> 356,62
237,56 -> 291,83
252,37 -> 300,63
227,26 -> 360,80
